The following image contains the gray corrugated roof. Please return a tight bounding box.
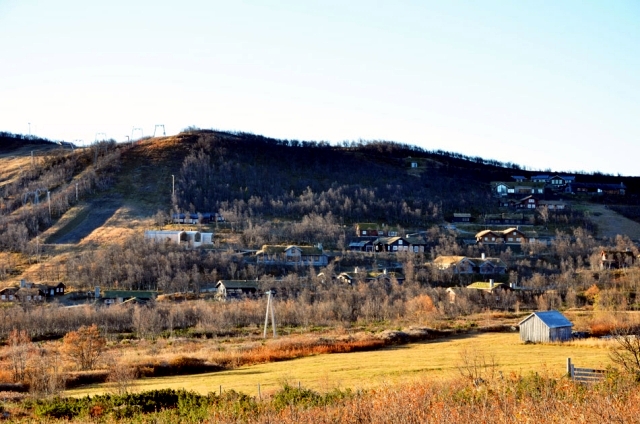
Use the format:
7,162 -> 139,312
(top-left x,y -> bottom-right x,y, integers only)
519,310 -> 573,328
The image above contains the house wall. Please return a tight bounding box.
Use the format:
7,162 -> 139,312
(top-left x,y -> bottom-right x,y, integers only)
519,316 -> 571,343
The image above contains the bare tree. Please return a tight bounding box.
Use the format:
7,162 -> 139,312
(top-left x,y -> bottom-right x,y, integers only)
610,326 -> 640,380
7,329 -> 31,382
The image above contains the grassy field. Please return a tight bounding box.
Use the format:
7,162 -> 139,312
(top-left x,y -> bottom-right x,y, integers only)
67,331 -> 614,398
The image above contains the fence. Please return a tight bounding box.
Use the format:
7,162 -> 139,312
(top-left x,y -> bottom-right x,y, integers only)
567,358 -> 605,383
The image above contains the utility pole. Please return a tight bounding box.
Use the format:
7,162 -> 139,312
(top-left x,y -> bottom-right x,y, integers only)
171,174 -> 175,197
263,290 -> 277,338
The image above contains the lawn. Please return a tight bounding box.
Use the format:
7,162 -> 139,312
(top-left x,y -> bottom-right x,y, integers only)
66,331 -> 614,398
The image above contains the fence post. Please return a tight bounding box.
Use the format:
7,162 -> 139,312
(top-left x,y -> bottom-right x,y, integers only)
258,383 -> 261,401
567,357 -> 572,378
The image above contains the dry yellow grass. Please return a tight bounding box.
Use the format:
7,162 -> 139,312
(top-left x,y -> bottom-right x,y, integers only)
66,331 -> 615,398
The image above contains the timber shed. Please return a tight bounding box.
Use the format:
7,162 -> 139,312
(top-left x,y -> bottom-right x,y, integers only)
518,310 -> 573,343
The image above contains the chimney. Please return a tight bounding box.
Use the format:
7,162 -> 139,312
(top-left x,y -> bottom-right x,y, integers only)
481,253 -> 485,260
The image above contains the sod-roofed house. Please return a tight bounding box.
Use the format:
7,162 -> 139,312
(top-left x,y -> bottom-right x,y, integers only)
519,310 -> 573,343
467,280 -> 504,292
215,280 -> 259,300
355,223 -> 399,237
97,289 -> 159,305
373,236 -> 411,253
337,268 -> 405,285
405,236 -> 429,253
15,287 -> 46,302
256,245 -> 328,266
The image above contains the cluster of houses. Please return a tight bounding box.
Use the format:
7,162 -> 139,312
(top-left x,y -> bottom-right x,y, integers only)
491,174 -> 626,197
0,280 -> 66,302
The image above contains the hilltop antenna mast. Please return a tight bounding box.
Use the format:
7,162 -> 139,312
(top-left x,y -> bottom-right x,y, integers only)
153,124 -> 166,137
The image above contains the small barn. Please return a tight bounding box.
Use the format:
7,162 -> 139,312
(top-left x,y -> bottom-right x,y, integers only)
519,310 -> 573,343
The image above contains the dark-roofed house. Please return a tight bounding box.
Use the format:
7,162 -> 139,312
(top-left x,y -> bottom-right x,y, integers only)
348,239 -> 375,252
215,280 -> 259,300
256,245 -> 328,266
35,282 -> 66,298
452,213 -> 472,223
519,310 -> 573,343
0,286 -> 19,301
373,236 -> 411,252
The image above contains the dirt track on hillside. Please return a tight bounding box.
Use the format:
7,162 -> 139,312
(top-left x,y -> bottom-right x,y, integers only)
584,203 -> 640,241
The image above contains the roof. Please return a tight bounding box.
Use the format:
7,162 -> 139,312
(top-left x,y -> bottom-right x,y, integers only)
349,240 -> 373,247
374,236 -> 406,245
258,245 -> 324,255
145,230 -> 185,236
357,223 -> 381,230
519,310 -> 573,328
102,290 -> 158,299
471,257 -> 506,267
467,282 -> 504,291
433,256 -> 470,266
216,280 -> 259,290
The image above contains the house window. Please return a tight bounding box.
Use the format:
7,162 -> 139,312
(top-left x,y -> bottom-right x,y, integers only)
393,246 -> 398,251
362,231 -> 367,235
398,240 -> 403,245
508,237 -> 513,242
1,295 -> 4,300
491,237 -> 495,241
516,237 -> 522,242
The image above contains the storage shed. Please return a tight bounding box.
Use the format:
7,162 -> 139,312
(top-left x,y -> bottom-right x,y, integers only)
519,310 -> 573,343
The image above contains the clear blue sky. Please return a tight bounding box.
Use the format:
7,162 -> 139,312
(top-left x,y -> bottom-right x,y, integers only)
1,1 -> 639,175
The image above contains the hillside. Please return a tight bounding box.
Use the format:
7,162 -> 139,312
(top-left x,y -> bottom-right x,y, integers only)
1,129 -> 640,287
